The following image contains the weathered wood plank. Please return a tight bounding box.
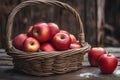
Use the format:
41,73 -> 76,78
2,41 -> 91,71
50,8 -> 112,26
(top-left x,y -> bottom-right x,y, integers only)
0,48 -> 120,80
0,63 -> 120,80
97,0 -> 105,46
85,0 -> 97,46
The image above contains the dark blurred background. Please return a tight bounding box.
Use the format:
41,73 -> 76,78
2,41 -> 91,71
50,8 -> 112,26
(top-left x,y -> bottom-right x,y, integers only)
0,0 -> 120,48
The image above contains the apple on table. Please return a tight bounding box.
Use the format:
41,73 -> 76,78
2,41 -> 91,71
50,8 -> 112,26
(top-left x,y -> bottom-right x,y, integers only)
88,47 -> 106,67
97,53 -> 118,74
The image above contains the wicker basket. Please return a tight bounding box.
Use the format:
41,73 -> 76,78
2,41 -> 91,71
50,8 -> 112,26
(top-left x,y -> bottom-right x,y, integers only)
6,0 -> 91,76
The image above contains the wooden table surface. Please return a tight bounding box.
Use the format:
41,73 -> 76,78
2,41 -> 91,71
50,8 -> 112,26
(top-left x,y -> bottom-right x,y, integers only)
0,48 -> 120,80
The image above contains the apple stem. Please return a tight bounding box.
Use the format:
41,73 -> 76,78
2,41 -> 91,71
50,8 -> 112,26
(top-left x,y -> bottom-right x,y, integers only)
106,51 -> 110,56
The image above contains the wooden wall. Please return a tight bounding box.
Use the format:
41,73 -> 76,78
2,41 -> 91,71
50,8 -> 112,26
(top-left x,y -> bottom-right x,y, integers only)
0,0 -> 98,48
104,0 -> 120,47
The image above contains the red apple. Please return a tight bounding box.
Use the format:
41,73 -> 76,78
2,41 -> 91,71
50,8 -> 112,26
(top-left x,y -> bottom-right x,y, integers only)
52,32 -> 71,51
59,30 -> 69,35
41,43 -> 56,52
27,25 -> 33,37
88,47 -> 106,67
32,22 -> 51,42
23,37 -> 40,52
12,33 -> 27,50
48,22 -> 60,39
70,43 -> 81,49
98,53 -> 118,74
70,34 -> 77,43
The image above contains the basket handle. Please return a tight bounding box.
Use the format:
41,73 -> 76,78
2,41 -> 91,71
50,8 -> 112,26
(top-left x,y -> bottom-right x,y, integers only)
6,0 -> 85,48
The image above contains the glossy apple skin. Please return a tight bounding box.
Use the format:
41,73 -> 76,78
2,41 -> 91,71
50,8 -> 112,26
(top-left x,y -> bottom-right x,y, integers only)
52,32 -> 71,51
70,34 -> 77,43
40,43 -> 56,52
27,26 -> 33,37
48,22 -> 60,39
88,47 -> 106,67
23,37 -> 40,52
98,53 -> 118,74
12,33 -> 28,50
32,22 -> 51,42
70,43 -> 81,49
59,30 -> 69,35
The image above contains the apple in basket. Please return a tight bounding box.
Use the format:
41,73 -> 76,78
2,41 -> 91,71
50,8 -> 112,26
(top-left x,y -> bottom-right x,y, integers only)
70,34 -> 77,43
40,42 -> 56,52
59,30 -> 70,35
52,32 -> 71,51
31,22 -> 51,42
97,53 -> 118,74
48,22 -> 60,39
70,43 -> 81,49
88,47 -> 106,66
27,25 -> 33,37
12,33 -> 28,50
23,37 -> 40,52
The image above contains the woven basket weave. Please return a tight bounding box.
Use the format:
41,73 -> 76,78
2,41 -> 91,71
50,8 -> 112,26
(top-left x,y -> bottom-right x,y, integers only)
6,0 -> 91,76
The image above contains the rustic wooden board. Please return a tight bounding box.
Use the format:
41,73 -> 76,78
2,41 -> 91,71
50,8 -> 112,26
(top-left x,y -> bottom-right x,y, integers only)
0,48 -> 120,80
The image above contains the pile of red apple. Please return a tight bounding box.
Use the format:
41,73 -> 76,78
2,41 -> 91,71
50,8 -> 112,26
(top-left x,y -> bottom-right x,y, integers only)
88,47 -> 118,74
12,22 -> 82,52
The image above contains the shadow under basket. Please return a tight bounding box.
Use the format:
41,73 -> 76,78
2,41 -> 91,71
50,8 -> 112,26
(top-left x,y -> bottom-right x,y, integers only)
6,0 -> 91,76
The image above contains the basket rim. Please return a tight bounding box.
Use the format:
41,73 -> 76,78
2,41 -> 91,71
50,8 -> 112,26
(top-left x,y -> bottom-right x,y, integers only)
6,42 -> 91,60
